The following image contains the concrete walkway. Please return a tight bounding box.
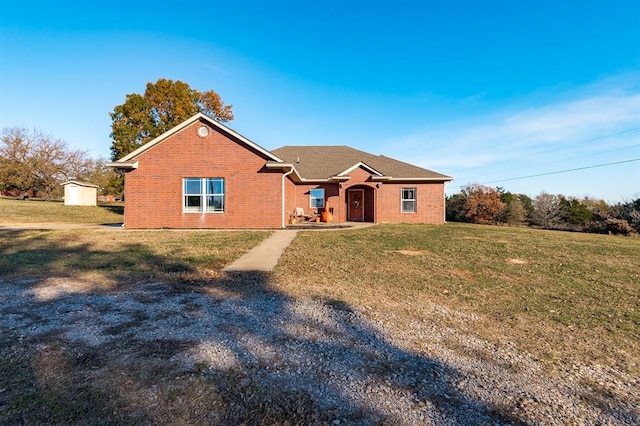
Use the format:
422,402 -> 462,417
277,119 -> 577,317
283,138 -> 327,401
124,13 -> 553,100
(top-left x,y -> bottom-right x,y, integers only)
222,230 -> 299,272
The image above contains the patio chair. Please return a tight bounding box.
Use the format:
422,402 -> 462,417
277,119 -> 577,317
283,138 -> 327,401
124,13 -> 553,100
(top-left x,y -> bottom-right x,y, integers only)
293,207 -> 311,222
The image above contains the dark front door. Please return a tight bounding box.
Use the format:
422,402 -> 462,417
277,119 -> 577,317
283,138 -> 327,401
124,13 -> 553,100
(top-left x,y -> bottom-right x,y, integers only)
348,189 -> 364,221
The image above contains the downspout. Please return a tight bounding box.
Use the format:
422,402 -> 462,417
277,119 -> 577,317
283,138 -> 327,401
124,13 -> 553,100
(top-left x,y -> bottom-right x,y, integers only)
443,189 -> 447,224
281,168 -> 294,228
443,181 -> 449,224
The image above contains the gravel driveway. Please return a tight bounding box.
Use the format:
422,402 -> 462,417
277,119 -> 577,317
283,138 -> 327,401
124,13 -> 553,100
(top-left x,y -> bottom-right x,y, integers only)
2,273 -> 638,425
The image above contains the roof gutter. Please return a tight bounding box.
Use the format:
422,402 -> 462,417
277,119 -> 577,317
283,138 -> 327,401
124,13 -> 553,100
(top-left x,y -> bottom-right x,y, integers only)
105,161 -> 139,172
371,176 -> 453,182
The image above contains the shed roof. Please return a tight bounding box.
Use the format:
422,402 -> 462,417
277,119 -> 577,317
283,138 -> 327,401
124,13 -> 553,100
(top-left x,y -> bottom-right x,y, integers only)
60,180 -> 99,188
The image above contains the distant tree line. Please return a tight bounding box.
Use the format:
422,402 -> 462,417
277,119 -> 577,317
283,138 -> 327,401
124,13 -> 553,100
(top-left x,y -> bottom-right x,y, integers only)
0,127 -> 120,200
447,184 -> 639,236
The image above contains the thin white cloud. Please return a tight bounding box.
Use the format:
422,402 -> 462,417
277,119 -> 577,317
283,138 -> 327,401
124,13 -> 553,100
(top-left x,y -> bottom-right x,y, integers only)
389,72 -> 640,175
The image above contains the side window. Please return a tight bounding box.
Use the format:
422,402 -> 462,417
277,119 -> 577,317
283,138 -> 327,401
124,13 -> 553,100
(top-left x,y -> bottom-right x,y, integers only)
401,187 -> 416,213
205,178 -> 224,212
184,178 -> 203,212
183,178 -> 225,213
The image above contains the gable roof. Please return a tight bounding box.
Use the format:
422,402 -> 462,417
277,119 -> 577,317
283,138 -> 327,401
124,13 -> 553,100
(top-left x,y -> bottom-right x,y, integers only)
107,113 -> 283,169
60,180 -> 99,188
106,114 -> 452,182
270,145 -> 452,181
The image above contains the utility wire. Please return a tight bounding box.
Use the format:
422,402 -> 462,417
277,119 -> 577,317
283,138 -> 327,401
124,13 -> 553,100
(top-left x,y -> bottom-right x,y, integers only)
457,126 -> 640,173
479,158 -> 640,185
523,126 -> 640,157
455,144 -> 640,182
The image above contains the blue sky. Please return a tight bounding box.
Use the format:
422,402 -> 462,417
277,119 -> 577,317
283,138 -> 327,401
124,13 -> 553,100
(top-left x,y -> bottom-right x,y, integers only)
1,1 -> 638,202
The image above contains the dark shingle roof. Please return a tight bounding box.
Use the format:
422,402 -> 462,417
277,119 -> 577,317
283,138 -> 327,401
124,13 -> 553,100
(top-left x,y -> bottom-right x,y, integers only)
270,146 -> 452,180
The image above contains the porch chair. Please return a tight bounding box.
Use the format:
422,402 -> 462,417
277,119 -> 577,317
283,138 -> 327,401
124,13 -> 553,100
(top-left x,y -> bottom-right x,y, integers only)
292,207 -> 311,222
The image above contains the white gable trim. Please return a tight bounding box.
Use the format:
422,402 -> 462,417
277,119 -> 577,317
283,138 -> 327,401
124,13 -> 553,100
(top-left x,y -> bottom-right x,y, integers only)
337,162 -> 384,177
115,113 -> 284,163
60,180 -> 99,188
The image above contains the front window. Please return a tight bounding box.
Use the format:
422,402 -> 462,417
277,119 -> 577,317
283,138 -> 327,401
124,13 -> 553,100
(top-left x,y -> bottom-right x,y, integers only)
401,187 -> 416,213
184,178 -> 224,213
310,188 -> 325,209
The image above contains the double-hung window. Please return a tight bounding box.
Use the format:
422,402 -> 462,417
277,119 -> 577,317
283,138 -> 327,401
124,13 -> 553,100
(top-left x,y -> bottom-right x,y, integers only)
401,187 -> 416,213
183,178 -> 224,213
310,188 -> 325,209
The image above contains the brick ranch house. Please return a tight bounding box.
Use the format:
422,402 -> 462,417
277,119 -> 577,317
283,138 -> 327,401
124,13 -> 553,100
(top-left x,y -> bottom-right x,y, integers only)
107,113 -> 453,229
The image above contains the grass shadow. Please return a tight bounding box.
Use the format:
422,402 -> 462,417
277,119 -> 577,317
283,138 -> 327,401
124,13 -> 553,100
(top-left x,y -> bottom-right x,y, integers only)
97,203 -> 124,215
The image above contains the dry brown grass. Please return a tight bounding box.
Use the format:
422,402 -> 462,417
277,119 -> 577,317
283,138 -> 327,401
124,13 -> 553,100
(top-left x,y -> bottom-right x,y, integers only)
273,223 -> 640,375
0,228 -> 269,284
0,197 -> 124,224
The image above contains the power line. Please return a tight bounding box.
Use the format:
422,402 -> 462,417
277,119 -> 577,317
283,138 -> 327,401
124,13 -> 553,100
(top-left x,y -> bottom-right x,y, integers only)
524,126 -> 640,157
454,144 -> 640,182
457,126 -> 640,173
479,158 -> 640,185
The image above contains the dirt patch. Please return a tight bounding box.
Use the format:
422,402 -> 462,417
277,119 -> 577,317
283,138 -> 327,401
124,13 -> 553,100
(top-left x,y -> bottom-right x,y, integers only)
391,249 -> 433,256
507,258 -> 527,265
32,274 -> 117,301
452,268 -> 474,281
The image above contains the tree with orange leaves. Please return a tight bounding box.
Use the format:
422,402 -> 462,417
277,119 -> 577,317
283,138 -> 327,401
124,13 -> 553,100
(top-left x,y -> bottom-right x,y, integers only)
109,78 -> 233,161
463,184 -> 506,225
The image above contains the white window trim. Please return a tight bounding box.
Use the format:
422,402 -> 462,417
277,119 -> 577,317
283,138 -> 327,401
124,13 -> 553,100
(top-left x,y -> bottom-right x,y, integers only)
183,177 -> 225,214
310,188 -> 325,209
401,187 -> 417,213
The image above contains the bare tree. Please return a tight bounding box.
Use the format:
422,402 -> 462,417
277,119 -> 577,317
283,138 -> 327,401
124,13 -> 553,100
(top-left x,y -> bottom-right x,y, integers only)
0,127 -> 37,196
533,192 -> 562,229
0,127 -> 91,199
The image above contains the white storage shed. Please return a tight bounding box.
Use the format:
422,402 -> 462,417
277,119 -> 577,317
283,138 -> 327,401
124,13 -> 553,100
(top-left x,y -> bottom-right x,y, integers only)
61,180 -> 99,206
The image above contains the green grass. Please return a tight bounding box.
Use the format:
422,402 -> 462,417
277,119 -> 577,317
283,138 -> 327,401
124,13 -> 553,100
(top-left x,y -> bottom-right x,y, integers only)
275,223 -> 640,373
0,197 -> 124,224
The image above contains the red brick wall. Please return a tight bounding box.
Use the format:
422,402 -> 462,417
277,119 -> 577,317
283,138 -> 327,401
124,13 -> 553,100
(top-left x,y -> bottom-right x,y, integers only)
286,165 -> 446,225
123,119 -> 283,229
287,182 -> 341,222
376,182 -> 445,224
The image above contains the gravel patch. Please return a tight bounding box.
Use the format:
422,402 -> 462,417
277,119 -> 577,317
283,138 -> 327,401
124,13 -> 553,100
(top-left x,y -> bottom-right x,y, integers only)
1,277 -> 638,425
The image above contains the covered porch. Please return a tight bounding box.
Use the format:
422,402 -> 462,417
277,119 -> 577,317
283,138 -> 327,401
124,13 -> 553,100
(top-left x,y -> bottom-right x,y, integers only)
344,184 -> 376,223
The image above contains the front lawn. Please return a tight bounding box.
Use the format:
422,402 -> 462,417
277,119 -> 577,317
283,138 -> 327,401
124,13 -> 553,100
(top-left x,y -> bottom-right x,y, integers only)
275,223 -> 640,374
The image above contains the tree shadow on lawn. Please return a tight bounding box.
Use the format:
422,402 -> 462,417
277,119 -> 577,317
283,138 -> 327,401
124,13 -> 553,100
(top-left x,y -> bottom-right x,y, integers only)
0,229 -> 196,285
97,203 -> 124,216
0,230 -> 529,425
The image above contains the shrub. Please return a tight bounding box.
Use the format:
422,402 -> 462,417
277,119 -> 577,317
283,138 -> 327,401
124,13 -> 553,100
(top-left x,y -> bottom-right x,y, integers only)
585,213 -> 636,236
